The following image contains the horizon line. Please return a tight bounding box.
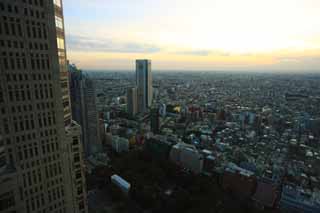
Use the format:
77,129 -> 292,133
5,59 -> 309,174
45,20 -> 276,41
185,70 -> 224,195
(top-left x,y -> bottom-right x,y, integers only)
82,69 -> 320,74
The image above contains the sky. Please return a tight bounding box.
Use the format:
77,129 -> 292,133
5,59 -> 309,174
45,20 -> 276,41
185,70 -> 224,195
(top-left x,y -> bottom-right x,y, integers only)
63,0 -> 320,71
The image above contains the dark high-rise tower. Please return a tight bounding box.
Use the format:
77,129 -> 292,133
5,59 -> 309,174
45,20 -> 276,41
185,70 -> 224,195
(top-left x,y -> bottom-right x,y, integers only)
69,63 -> 101,156
136,59 -> 152,113
0,0 -> 88,212
127,87 -> 138,117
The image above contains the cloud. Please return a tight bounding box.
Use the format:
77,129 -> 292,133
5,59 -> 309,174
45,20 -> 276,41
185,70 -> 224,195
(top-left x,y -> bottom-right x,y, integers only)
276,55 -> 320,64
175,50 -> 211,56
66,34 -> 161,54
270,55 -> 320,71
174,49 -> 230,56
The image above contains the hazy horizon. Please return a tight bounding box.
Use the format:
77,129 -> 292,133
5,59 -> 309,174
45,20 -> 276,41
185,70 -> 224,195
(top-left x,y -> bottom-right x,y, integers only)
82,69 -> 320,74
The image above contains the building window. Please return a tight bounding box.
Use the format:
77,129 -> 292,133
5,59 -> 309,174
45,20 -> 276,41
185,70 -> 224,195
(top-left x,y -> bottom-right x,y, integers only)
54,0 -> 62,7
55,16 -> 63,29
74,154 -> 80,163
57,37 -> 64,50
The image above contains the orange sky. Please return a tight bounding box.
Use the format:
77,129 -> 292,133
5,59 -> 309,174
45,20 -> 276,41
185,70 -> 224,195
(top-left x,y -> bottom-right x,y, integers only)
64,0 -> 320,71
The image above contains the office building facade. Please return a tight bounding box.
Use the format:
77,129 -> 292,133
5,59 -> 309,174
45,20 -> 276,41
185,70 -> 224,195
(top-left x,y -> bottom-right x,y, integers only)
136,59 -> 152,113
0,0 -> 88,212
127,87 -> 138,117
69,64 -> 101,156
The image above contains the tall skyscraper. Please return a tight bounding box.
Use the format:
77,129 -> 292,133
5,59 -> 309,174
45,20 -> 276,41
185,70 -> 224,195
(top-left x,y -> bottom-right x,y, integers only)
69,63 -> 102,156
136,59 -> 152,113
0,1 -> 88,213
127,87 -> 138,117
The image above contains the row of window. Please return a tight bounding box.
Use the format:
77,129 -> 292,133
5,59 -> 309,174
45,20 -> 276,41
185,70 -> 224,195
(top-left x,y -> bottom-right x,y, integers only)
48,201 -> 66,213
24,7 -> 45,19
45,162 -> 62,179
18,144 -> 40,164
22,169 -> 42,188
0,39 -> 24,49
1,53 -> 28,70
0,16 -> 49,41
29,41 -> 49,51
31,55 -> 50,70
40,129 -> 58,138
44,154 -> 61,167
26,22 -> 48,39
0,16 -> 23,37
16,132 -> 36,144
17,140 -> 58,164
0,1 -> 46,16
5,73 -> 52,82
48,186 -> 64,203
7,84 -> 32,102
46,177 -> 63,189
42,142 -> 59,156
12,104 -> 33,114
1,113 -> 55,137
38,111 -> 56,128
25,193 -> 46,213
34,84 -> 54,100
1,52 -> 50,71
37,101 -> 55,111
0,3 -> 19,13
22,184 -> 43,200
1,115 -> 58,136
0,40 -> 49,50
13,114 -> 35,133
6,73 -> 28,81
22,0 -> 45,7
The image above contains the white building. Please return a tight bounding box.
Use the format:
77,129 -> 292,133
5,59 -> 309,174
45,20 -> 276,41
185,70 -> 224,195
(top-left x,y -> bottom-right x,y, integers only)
112,136 -> 129,153
111,175 -> 131,195
169,143 -> 204,174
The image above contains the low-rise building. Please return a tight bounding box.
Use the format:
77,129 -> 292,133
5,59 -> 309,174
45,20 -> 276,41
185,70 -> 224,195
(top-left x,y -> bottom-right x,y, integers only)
279,184 -> 320,213
169,143 -> 203,174
222,163 -> 257,201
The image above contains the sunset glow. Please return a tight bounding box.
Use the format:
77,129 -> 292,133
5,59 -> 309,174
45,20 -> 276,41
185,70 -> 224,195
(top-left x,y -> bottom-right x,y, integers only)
63,0 -> 320,71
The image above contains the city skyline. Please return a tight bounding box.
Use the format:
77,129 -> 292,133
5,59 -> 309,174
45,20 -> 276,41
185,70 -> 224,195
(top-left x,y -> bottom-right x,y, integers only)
1,1 -> 320,212
64,0 -> 320,71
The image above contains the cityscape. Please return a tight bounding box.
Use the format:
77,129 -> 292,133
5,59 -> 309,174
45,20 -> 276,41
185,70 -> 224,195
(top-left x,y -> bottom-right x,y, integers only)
1,1 -> 320,213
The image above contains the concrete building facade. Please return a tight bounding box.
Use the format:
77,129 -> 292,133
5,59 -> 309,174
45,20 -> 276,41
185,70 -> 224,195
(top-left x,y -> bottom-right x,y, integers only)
0,0 -> 88,212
